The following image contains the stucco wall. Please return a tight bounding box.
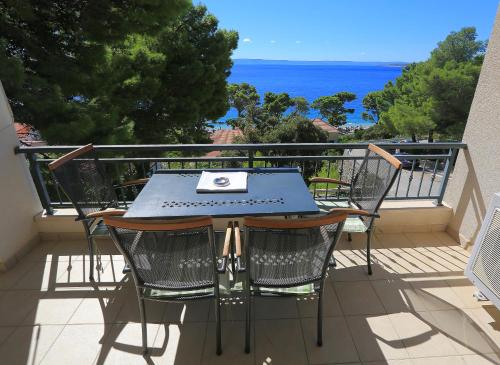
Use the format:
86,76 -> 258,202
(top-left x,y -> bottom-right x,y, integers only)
444,5 -> 500,246
0,81 -> 43,270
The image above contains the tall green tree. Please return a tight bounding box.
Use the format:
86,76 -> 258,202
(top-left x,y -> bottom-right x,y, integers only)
311,92 -> 356,126
0,0 -> 190,143
227,82 -> 260,118
430,27 -> 486,66
359,27 -> 485,141
263,92 -> 293,117
291,96 -> 310,116
117,5 -> 238,144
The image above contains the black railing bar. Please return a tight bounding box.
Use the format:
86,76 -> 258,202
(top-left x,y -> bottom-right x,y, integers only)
15,142 -> 467,154
428,159 -> 439,196
37,156 -> 250,163
35,153 -> 453,165
416,160 -> 427,197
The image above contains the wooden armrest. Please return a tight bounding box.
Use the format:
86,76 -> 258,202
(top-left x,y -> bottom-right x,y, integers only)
327,208 -> 374,217
233,221 -> 245,272
86,208 -> 127,219
218,222 -> 232,273
234,221 -> 242,257
222,222 -> 232,257
309,177 -> 351,186
119,178 -> 149,187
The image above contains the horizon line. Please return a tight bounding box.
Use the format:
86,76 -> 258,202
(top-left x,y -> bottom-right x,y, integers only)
232,58 -> 412,64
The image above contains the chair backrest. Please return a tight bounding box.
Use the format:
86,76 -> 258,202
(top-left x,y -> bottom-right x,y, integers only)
104,215 -> 218,291
349,144 -> 402,216
243,210 -> 349,287
48,144 -> 118,219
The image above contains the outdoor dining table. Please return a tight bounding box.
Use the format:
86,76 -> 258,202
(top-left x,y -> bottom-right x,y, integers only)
124,167 -> 320,219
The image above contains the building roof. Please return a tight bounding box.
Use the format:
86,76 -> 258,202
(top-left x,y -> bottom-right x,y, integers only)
311,118 -> 339,134
206,128 -> 244,157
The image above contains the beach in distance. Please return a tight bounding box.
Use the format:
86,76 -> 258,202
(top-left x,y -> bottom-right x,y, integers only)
220,59 -> 405,126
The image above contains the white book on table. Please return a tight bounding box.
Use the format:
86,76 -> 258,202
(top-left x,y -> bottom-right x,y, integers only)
196,171 -> 248,193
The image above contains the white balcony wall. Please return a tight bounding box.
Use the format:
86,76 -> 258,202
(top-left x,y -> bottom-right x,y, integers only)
444,4 -> 500,246
0,81 -> 42,270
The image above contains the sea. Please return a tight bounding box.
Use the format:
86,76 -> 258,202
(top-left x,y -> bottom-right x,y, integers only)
218,59 -> 405,127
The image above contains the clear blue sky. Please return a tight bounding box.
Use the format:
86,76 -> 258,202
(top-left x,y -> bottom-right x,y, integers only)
197,0 -> 499,62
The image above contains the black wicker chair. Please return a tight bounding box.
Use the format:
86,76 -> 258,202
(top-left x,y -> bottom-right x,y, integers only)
234,208 -> 365,353
48,144 -> 148,280
104,214 -> 232,355
310,144 -> 402,274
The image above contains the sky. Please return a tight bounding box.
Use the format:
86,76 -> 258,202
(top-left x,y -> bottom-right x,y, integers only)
197,0 -> 499,62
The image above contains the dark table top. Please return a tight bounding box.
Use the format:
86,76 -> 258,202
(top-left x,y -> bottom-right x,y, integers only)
124,168 -> 320,219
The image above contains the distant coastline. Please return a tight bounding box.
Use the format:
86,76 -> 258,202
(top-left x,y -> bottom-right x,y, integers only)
233,58 -> 409,68
218,59 -> 405,127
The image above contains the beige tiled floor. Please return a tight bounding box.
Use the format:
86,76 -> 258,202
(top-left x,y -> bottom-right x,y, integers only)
0,232 -> 499,365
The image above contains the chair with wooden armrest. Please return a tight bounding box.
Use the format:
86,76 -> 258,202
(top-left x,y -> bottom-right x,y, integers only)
48,144 -> 150,280
232,209 -> 359,353
104,214 -> 232,355
309,144 -> 402,275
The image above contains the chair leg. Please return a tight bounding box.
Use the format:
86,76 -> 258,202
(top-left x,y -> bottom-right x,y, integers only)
347,233 -> 352,242
366,230 -> 373,275
86,235 -> 95,281
317,286 -> 324,346
215,297 -> 222,355
244,280 -> 251,353
138,296 -> 148,354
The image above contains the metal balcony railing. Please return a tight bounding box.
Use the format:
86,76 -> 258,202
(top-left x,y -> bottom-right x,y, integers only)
15,142 -> 466,214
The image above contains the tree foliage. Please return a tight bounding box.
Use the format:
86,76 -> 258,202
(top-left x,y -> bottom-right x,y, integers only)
0,2 -> 238,144
311,92 -> 356,126
227,82 -> 260,118
359,27 -> 485,141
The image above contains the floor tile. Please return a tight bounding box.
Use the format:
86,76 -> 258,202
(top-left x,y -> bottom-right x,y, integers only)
301,316 -> 359,364
23,295 -> 84,325
334,281 -> 386,315
93,323 -> 161,364
297,280 -> 343,318
0,290 -> 44,325
388,312 -> 459,358
461,353 -> 500,365
202,321 -> 254,365
208,296 -> 248,322
346,314 -> 408,362
462,307 -> 500,349
114,290 -> 167,324
254,296 -> 299,320
68,286 -> 126,324
0,326 -> 16,346
0,259 -> 36,290
370,279 -> 421,313
254,319 -> 308,365
40,324 -> 106,365
0,324 -> 64,365
404,233 -> 442,248
164,299 -> 211,324
410,356 -> 466,365
376,234 -> 415,250
363,360 -> 412,365
332,252 -> 370,281
408,279 -> 466,310
427,309 -> 497,355
152,322 -> 207,364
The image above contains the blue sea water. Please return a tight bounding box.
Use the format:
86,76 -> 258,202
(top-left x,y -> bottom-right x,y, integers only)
219,60 -> 404,127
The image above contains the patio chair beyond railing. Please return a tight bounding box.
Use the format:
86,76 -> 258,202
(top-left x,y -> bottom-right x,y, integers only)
310,144 -> 402,275
104,214 -> 232,355
234,208 -> 367,353
48,144 -> 149,280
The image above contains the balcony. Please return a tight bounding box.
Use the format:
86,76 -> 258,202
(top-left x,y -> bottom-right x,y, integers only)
0,228 -> 498,364
0,141 -> 499,364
